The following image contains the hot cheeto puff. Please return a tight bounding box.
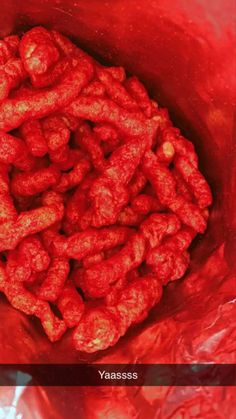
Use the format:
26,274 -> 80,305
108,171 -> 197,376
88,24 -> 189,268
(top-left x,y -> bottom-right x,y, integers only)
73,276 -> 162,352
125,76 -> 152,117
52,227 -> 131,260
0,130 -> 36,170
0,57 -> 94,131
142,150 -> 207,233
0,166 -> 17,224
57,280 -> 85,328
82,233 -> 146,298
20,120 -> 48,157
0,59 -> 27,101
146,228 -> 196,284
96,66 -> 139,111
174,155 -> 212,208
42,115 -> 70,151
0,203 -> 63,252
11,166 -> 61,197
19,26 -> 60,76
0,35 -> 19,65
37,257 -> 70,302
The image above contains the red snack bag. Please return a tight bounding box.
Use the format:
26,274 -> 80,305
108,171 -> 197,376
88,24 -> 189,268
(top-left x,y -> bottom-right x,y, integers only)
0,28 -> 212,358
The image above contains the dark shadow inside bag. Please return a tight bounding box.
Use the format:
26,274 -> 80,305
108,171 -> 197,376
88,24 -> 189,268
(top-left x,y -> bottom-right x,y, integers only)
0,0 -> 235,403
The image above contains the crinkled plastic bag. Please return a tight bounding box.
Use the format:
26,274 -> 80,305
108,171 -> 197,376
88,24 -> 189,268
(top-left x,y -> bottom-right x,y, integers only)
0,0 -> 235,417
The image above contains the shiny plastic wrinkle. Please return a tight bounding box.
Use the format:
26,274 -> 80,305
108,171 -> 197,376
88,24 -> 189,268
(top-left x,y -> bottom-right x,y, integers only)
0,0 -> 235,418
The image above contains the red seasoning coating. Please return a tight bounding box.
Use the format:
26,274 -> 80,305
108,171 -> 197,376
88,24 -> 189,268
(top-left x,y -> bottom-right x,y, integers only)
37,257 -> 70,302
142,150 -> 207,233
75,123 -> 106,171
0,167 -> 17,223
125,76 -> 152,117
52,227 -> 131,260
11,166 -> 61,196
65,96 -> 158,138
19,27 -> 60,76
0,130 -> 35,170
20,120 -> 48,157
96,66 -> 139,111
0,203 -> 63,252
0,59 -> 26,101
73,276 -> 162,352
0,28 -> 212,352
140,213 -> 181,248
0,58 -> 93,131
57,280 -> 85,328
54,158 -> 91,192
174,155 -> 212,208
17,236 -> 51,274
82,233 -> 146,298
0,36 -> 19,65
42,115 -> 70,151
161,127 -> 198,168
146,227 -> 196,284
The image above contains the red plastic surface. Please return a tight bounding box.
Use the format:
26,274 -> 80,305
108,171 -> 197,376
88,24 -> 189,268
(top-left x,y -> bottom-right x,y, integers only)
0,0 -> 235,417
